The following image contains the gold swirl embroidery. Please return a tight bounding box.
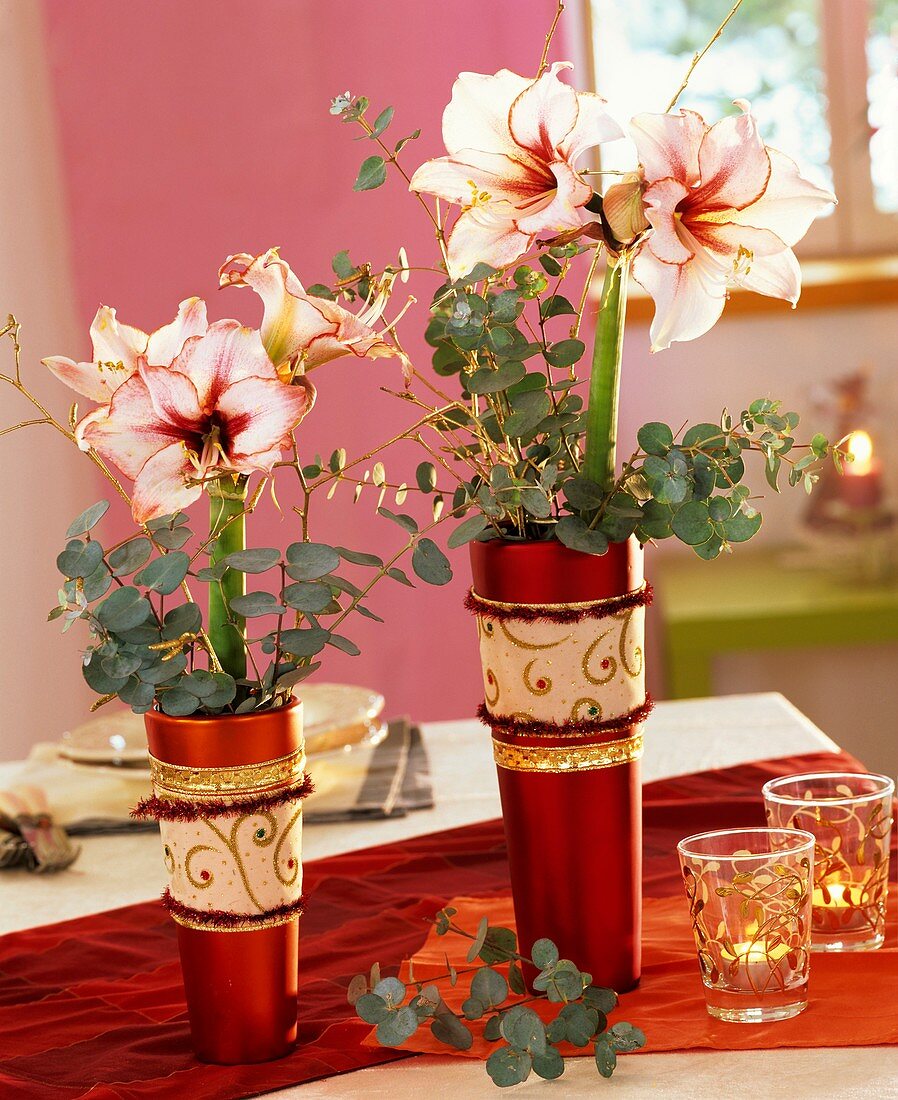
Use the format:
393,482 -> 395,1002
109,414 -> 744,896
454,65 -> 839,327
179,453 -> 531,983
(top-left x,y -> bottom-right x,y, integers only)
185,844 -> 217,889
617,609 -> 643,678
484,667 -> 500,707
274,806 -> 303,888
492,734 -> 643,773
582,629 -> 616,685
163,843 -> 175,874
202,814 -> 277,912
570,697 -> 603,721
250,811 -> 277,848
498,620 -> 568,651
523,659 -> 552,696
477,617 -> 496,642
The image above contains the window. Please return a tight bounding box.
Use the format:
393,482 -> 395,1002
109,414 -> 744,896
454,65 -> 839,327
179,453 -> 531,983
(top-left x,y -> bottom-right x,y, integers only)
585,0 -> 898,257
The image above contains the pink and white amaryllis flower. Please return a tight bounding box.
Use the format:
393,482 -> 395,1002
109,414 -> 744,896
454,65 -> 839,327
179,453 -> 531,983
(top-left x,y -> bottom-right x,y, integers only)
76,320 -> 315,523
42,298 -> 207,403
409,62 -> 622,279
629,102 -> 836,352
218,249 -> 401,379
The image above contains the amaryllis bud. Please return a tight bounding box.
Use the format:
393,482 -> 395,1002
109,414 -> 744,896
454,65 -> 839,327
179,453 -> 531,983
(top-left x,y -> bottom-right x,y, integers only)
602,174 -> 649,245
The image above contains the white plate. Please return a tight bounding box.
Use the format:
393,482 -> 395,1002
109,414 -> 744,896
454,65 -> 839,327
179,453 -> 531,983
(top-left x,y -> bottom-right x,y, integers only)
58,709 -> 148,766
55,684 -> 385,767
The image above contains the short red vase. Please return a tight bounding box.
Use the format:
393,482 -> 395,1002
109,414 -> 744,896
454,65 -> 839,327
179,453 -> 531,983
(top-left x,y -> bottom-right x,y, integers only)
144,702 -> 304,1064
469,537 -> 647,993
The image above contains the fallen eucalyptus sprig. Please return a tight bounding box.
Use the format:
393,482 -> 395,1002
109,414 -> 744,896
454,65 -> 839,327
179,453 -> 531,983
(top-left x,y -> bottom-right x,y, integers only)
348,906 -> 646,1087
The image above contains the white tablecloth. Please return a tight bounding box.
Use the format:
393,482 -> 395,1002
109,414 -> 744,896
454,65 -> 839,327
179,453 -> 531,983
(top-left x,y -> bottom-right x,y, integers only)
3,693 -> 896,1098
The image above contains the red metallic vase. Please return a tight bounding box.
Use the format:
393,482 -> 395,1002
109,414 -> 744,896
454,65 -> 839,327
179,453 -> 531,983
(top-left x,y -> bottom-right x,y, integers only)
143,701 -> 305,1064
469,537 -> 649,993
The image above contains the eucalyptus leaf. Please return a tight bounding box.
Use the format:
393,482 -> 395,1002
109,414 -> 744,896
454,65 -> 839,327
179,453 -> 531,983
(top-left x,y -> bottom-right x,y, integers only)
282,582 -> 332,614
162,602 -> 202,638
532,1044 -> 564,1081
57,539 -> 103,580
336,546 -> 383,567
486,1046 -> 532,1087
328,633 -> 361,656
412,538 -> 452,586
532,938 -> 559,970
356,993 -> 390,1024
159,687 -> 200,717
637,422 -> 673,456
555,516 -> 608,556
108,538 -> 153,577
594,1036 -> 617,1078
82,563 -> 112,602
671,501 -> 714,546
470,967 -> 508,1009
285,542 -> 340,580
376,1005 -> 418,1047
66,500 -> 109,538
229,592 -> 286,617
135,551 -> 190,595
447,514 -> 490,549
223,548 -> 281,573
278,627 -> 331,657
354,154 -> 387,191
96,587 -> 153,632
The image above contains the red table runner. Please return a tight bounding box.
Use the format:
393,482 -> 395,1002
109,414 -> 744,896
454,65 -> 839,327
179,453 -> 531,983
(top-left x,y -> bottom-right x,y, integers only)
0,749 -> 882,1099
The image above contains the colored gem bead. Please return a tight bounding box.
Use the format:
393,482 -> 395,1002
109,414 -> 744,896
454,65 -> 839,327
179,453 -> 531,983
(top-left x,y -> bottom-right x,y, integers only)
200,869 -> 210,881
601,658 -> 610,669
256,827 -> 266,839
536,679 -> 547,689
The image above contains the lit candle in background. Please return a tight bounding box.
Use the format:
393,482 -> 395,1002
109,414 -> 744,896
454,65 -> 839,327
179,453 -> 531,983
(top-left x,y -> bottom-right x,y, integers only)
812,882 -> 851,908
841,430 -> 883,509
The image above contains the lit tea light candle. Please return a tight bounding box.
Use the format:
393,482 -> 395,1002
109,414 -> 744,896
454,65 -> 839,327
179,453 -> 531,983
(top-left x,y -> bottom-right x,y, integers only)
722,939 -> 791,965
812,882 -> 852,908
841,430 -> 883,510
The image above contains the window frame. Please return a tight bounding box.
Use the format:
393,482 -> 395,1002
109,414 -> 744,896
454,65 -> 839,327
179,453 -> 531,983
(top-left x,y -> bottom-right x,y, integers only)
580,0 -> 898,259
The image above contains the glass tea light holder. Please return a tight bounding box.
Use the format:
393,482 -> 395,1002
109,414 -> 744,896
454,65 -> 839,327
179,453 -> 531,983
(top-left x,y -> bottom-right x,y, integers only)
763,772 -> 895,952
677,828 -> 815,1023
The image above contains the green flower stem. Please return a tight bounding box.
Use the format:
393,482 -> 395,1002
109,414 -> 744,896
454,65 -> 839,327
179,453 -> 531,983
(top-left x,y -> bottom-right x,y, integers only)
584,256 -> 629,489
208,480 -> 247,680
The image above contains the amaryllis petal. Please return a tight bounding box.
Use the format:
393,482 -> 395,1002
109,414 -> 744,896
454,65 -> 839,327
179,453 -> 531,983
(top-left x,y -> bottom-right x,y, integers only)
172,319 -> 277,409
632,241 -> 728,353
218,375 -> 315,463
131,441 -> 202,524
731,249 -> 802,304
631,101 -> 835,348
43,300 -> 207,404
508,62 -> 580,158
729,148 -> 837,247
409,150 -> 537,205
76,374 -> 184,479
413,62 -> 621,278
515,162 -> 591,234
695,106 -> 770,211
145,297 -> 208,366
558,90 -> 625,161
630,110 -> 705,187
441,68 -> 532,160
220,249 -> 398,371
89,305 -> 147,370
446,207 -> 532,279
138,362 -> 204,431
42,355 -> 128,404
641,178 -> 694,264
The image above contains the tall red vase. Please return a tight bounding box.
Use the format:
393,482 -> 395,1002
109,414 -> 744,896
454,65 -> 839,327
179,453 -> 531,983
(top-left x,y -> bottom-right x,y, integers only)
140,699 -> 309,1064
468,537 -> 650,993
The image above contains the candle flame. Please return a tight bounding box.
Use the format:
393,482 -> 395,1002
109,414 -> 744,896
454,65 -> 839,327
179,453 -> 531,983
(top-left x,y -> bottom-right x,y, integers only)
846,430 -> 874,476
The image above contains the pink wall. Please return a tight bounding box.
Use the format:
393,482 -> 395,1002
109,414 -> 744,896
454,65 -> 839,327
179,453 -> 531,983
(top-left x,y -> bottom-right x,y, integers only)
42,0 -> 567,722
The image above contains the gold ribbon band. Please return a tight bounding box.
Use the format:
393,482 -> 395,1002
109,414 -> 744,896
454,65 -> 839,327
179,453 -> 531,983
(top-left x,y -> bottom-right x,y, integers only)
470,582 -> 650,615
149,745 -> 306,800
169,909 -> 299,933
492,733 -> 643,773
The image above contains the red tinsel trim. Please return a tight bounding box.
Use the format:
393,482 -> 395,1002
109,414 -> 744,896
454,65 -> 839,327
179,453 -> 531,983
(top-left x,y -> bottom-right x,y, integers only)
478,696 -> 654,739
464,583 -> 653,624
131,773 -> 314,822
161,889 -> 305,930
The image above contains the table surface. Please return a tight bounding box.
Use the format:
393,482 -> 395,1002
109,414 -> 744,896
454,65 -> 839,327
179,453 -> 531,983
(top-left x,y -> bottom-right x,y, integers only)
3,693 -> 897,1099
